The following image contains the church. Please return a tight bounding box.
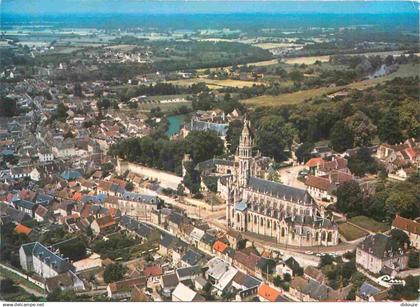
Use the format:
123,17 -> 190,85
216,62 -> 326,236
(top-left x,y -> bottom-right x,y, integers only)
197,119 -> 339,247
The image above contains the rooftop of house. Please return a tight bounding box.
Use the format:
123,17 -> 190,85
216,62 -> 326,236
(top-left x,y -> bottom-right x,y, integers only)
392,215 -> 420,235
108,277 -> 146,294
21,241 -> 74,273
258,283 -> 281,302
248,176 -> 314,205
15,223 -> 32,235
357,233 -> 405,259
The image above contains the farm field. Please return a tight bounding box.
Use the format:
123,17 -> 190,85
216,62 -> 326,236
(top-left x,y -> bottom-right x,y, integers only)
243,62 -> 419,106
349,216 -> 390,233
253,42 -> 303,50
283,55 -> 330,65
338,222 -> 369,241
169,77 -> 266,89
282,49 -> 413,65
133,101 -> 192,112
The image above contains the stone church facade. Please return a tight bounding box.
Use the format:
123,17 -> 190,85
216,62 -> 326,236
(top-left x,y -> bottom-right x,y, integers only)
218,119 -> 339,247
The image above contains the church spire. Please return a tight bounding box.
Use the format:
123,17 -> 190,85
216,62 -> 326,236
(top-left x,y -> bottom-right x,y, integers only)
236,117 -> 253,187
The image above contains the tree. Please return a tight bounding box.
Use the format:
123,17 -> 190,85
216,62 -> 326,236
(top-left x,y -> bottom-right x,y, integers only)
273,275 -> 282,287
389,229 -> 410,249
336,180 -> 363,215
345,111 -> 377,147
348,147 -> 379,176
0,96 -> 19,117
97,98 -> 111,110
74,83 -> 83,97
226,120 -> 243,154
283,273 -> 292,282
330,120 -> 354,152
185,130 -> 224,164
256,115 -> 295,162
289,70 -> 304,83
101,163 -> 114,177
378,109 -> 404,145
59,240 -> 86,262
388,275 -> 419,301
103,263 -> 127,283
408,251 -> 419,268
182,160 -> 201,195
176,183 -> 185,196
56,102 -> 68,122
295,142 -> 314,163
125,182 -> 134,192
0,278 -> 17,294
319,255 -> 334,267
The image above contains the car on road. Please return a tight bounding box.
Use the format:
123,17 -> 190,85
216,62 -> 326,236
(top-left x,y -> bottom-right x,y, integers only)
305,251 -> 314,255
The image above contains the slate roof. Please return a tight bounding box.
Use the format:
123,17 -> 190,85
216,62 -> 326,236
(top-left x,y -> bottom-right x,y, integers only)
181,249 -> 204,266
176,265 -> 202,279
233,271 -> 261,289
160,233 -> 177,249
284,257 -> 301,273
121,191 -> 159,204
21,242 -> 74,273
3,206 -> 31,223
168,211 -> 185,226
235,201 -> 248,212
13,199 -> 37,210
357,281 -> 380,299
302,279 -> 332,301
190,119 -> 229,136
201,233 -> 216,246
120,215 -> 156,238
248,176 -> 313,205
358,233 -> 402,259
60,170 -> 82,181
35,193 -> 54,206
161,273 -> 179,289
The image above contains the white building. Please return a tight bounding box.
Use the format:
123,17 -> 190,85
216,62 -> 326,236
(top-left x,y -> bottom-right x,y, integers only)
19,242 -> 74,279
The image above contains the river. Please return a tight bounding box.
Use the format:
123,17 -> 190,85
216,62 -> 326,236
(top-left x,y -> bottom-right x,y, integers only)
165,114 -> 187,137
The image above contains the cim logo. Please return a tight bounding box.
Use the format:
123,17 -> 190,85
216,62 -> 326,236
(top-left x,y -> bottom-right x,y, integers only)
376,275 -> 406,288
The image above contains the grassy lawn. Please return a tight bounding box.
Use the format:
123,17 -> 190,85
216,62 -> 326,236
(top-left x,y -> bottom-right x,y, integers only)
243,63 -> 419,107
338,222 -> 368,241
0,267 -> 44,293
243,86 -> 338,106
169,77 -> 266,89
349,216 -> 390,233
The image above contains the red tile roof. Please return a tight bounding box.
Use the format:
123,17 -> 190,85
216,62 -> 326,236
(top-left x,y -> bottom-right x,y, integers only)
306,157 -> 324,168
213,240 -> 228,253
258,283 -> 281,302
392,215 -> 420,235
15,223 -> 32,235
305,175 -> 333,192
143,266 -> 163,277
95,215 -> 116,229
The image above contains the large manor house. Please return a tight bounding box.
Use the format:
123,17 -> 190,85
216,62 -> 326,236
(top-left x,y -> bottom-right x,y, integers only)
196,119 -> 339,247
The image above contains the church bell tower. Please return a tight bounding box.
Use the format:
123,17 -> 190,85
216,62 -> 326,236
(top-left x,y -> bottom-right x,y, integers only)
236,118 -> 253,187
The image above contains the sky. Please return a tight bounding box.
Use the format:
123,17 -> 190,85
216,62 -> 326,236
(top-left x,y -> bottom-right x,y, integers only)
1,0 -> 419,15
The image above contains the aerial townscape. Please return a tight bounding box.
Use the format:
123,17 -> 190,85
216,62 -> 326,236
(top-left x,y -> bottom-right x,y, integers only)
0,0 -> 419,304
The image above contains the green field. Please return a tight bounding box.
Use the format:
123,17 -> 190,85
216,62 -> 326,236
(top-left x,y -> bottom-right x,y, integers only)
338,222 -> 369,241
243,63 -> 419,107
349,216 -> 390,233
0,267 -> 44,294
